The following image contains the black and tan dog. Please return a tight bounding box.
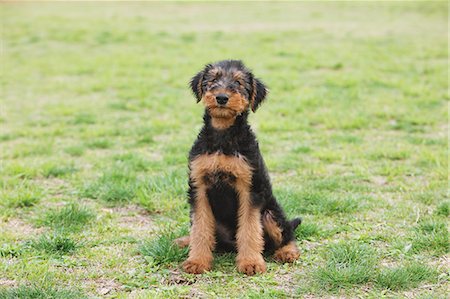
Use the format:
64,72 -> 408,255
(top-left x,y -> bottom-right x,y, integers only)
175,60 -> 301,275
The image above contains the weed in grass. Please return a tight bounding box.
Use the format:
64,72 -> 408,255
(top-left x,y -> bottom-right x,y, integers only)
0,285 -> 86,299
87,181 -> 137,203
134,126 -> 156,145
11,142 -> 53,158
42,163 -> 77,178
0,133 -> 15,142
113,152 -> 149,171
139,227 -> 189,266
85,139 -> 113,149
30,233 -> 78,255
36,203 -> 95,232
1,183 -> 42,208
147,170 -> 186,199
81,168 -> 159,208
278,188 -> 361,216
292,145 -> 311,154
368,149 -> 411,161
314,241 -> 377,291
409,190 -> 446,204
411,219 -> 449,256
3,162 -> 39,179
82,168 -> 138,203
435,201 -> 449,217
0,243 -> 24,258
136,135 -> 155,145
375,263 -> 438,291
71,112 -> 96,125
64,145 -> 85,157
295,222 -> 321,240
134,185 -> 156,212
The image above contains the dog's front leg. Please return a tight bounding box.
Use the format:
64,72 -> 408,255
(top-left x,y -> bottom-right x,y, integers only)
236,189 -> 266,275
183,185 -> 215,274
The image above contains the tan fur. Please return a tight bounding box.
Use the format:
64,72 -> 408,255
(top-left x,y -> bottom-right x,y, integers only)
174,236 -> 190,248
188,153 -> 265,275
235,178 -> 266,275
274,241 -> 300,263
190,153 -> 253,186
202,90 -> 248,130
262,211 -> 283,247
211,117 -> 236,130
182,185 -> 215,274
232,70 -> 245,82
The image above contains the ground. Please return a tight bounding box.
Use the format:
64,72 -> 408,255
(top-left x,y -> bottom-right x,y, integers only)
0,2 -> 448,298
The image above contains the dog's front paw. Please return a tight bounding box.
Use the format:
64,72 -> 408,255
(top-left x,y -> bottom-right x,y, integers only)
182,258 -> 211,274
274,242 -> 300,263
237,256 -> 266,275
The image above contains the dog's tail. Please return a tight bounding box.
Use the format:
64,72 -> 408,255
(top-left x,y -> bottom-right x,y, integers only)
290,217 -> 302,231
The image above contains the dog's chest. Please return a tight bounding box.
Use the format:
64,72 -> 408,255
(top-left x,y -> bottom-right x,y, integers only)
190,152 -> 252,189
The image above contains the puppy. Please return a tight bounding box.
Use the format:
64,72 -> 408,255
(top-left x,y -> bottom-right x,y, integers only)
177,60 -> 301,275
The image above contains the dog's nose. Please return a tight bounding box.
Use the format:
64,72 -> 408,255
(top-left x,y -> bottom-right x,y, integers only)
216,94 -> 229,105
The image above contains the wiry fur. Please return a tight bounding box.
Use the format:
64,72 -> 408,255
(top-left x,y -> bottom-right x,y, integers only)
178,60 -> 301,275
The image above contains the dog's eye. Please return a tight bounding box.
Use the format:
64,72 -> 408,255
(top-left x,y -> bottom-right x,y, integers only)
235,80 -> 242,86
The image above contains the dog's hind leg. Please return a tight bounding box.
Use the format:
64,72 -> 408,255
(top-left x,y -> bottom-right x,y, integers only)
262,209 -> 301,263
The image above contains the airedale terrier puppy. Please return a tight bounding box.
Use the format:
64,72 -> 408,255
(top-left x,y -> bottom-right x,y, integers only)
175,60 -> 301,275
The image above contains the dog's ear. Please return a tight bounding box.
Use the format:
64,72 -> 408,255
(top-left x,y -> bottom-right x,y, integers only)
250,77 -> 268,112
189,64 -> 211,102
189,70 -> 204,102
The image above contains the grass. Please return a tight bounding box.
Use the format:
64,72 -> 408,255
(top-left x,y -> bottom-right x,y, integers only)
0,1 -> 447,298
375,263 -> 439,291
81,167 -> 141,203
1,181 -> 43,209
314,241 -> 378,291
29,233 -> 79,256
0,285 -> 86,299
35,202 -> 95,232
139,227 -> 189,267
435,201 -> 449,217
410,219 -> 449,256
42,163 -> 77,178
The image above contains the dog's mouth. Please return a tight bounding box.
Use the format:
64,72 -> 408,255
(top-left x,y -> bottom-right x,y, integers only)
208,106 -> 237,119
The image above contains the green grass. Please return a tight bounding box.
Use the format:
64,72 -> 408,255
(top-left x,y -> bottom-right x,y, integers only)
35,202 -> 95,232
0,1 -> 447,297
0,285 -> 86,299
314,241 -> 378,291
42,163 -> 77,178
64,145 -> 85,157
1,181 -> 43,209
435,201 -> 449,217
29,233 -> 79,256
410,219 -> 449,256
139,227 -> 189,267
375,263 -> 439,291
295,222 -> 322,240
81,167 -> 140,203
85,138 -> 114,149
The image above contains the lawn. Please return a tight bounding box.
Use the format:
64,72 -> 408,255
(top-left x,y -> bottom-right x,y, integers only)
0,2 -> 448,298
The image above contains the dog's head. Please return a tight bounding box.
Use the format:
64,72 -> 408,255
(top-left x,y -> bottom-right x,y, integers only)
190,60 -> 268,121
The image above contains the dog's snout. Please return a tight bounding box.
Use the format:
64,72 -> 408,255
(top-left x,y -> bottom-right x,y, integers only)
216,94 -> 229,105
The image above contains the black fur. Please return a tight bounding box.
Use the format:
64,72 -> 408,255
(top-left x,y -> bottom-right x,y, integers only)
187,60 -> 300,253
